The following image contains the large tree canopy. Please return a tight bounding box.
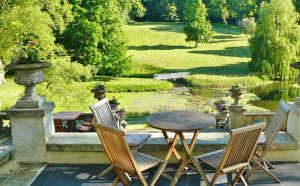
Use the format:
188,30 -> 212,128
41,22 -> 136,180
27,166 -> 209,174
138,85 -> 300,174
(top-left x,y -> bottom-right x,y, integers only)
63,0 -> 132,76
249,0 -> 300,80
0,0 -> 73,64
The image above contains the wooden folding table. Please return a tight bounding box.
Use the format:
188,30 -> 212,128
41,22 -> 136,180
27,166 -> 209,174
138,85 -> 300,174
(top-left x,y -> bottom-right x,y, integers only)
145,110 -> 215,186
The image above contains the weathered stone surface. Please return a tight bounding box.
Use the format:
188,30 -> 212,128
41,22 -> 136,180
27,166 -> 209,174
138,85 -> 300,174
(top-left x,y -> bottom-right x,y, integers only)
46,131 -> 296,152
287,102 -> 300,148
7,102 -> 55,163
228,105 -> 246,129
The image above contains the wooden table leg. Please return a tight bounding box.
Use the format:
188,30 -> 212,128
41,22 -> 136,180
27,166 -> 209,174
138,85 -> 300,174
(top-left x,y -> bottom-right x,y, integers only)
162,131 -> 182,161
170,130 -> 210,186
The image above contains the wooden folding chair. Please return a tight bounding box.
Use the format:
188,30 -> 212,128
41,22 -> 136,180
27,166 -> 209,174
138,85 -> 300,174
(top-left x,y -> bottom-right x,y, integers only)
245,100 -> 290,183
194,123 -> 266,186
89,98 -> 151,178
93,123 -> 167,186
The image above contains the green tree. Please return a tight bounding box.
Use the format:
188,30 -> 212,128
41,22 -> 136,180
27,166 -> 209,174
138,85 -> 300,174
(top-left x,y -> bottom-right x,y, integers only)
183,0 -> 213,47
205,0 -> 229,24
63,19 -> 103,66
65,0 -> 132,76
227,0 -> 257,23
0,0 -> 73,64
238,17 -> 256,37
249,0 -> 300,80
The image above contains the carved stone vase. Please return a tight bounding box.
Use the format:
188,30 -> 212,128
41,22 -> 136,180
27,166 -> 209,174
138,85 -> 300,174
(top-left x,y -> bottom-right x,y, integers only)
8,62 -> 52,108
91,89 -> 109,101
229,90 -> 246,105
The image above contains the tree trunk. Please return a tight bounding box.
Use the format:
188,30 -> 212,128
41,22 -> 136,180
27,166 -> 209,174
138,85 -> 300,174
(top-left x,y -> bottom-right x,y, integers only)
0,60 -> 6,84
195,41 -> 198,47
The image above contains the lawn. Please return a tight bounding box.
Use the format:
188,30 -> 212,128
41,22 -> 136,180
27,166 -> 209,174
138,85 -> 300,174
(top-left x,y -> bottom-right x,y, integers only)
124,22 -> 267,87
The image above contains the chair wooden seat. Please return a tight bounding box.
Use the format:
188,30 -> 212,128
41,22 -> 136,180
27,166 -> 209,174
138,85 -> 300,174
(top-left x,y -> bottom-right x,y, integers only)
197,149 -> 224,169
245,100 -> 290,183
93,123 -> 167,186
134,152 -> 163,171
194,123 -> 266,186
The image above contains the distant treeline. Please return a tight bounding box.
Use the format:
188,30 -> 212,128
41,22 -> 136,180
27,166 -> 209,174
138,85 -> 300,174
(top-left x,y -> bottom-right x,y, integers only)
132,0 -> 300,23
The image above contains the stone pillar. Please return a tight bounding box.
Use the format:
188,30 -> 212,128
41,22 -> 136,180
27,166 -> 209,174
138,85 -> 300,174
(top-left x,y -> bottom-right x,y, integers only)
7,100 -> 55,163
287,102 -> 300,149
228,105 -> 246,129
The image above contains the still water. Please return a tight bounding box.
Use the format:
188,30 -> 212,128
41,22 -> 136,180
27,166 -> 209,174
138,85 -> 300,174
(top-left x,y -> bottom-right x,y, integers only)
188,82 -> 299,112
247,82 -> 300,111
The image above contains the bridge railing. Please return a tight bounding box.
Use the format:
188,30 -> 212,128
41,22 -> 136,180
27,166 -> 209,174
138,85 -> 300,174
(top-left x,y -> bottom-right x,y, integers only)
154,72 -> 190,80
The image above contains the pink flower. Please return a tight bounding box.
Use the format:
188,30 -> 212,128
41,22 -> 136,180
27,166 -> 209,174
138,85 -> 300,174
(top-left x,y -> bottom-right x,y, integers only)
30,42 -> 35,46
119,113 -> 125,119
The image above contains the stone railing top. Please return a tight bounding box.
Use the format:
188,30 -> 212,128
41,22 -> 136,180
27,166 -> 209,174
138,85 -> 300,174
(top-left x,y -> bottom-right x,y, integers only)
47,131 -> 296,152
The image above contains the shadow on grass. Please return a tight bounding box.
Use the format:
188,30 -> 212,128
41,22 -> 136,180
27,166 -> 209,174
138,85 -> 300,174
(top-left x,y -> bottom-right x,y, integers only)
127,62 -> 250,78
212,35 -> 241,39
212,24 -> 242,35
187,62 -> 250,76
150,24 -> 184,33
93,76 -> 114,82
209,39 -> 241,44
129,45 -> 193,51
189,46 -> 250,58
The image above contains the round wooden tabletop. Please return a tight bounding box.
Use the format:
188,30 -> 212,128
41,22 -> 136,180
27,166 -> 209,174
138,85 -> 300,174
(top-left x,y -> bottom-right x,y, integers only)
145,110 -> 216,132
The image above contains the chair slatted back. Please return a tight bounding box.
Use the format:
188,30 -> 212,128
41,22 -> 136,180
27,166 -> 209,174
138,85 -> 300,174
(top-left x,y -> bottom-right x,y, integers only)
264,101 -> 289,144
90,98 -> 119,129
219,123 -> 266,170
93,123 -> 138,174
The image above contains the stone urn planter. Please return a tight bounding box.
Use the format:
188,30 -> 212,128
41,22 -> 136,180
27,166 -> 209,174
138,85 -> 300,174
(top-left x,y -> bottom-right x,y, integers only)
91,84 -> 109,101
91,89 -> 109,101
229,90 -> 246,105
8,61 -> 52,108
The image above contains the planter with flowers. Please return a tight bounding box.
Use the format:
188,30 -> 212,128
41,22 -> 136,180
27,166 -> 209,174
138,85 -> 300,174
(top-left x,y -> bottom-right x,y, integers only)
7,42 -> 52,108
117,108 -> 127,129
91,83 -> 109,101
214,98 -> 229,128
229,84 -> 246,106
109,96 -> 127,129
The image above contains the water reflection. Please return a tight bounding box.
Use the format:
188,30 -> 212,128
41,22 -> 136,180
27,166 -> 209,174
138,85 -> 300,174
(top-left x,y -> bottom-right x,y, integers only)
189,88 -> 229,98
248,82 -> 300,111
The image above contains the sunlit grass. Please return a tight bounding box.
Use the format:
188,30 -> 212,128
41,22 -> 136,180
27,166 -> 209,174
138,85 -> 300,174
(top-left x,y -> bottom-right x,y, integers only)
124,22 -> 268,87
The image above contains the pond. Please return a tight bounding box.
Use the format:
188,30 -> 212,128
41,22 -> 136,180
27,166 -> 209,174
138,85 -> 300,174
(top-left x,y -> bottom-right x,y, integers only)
110,82 -> 299,116
189,82 -> 299,112
247,82 -> 299,111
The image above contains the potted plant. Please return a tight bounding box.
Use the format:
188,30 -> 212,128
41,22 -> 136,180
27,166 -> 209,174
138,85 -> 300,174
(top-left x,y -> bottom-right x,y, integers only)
7,42 -> 52,108
109,96 -> 120,110
229,83 -> 246,105
91,83 -> 109,101
117,108 -> 127,129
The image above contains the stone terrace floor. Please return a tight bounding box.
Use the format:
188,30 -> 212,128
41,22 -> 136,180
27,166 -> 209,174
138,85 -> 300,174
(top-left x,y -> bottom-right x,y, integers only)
1,162 -> 299,185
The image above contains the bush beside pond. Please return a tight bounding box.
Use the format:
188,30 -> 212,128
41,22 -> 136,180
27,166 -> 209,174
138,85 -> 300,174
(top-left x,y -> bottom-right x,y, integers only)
88,77 -> 173,92
186,75 -> 270,88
